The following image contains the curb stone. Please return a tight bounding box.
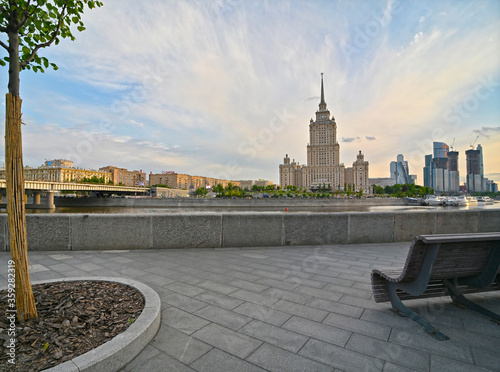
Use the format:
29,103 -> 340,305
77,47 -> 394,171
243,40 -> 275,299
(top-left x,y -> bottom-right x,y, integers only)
13,277 -> 162,372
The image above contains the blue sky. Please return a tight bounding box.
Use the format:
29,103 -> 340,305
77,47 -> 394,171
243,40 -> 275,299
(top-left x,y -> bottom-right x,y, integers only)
1,0 -> 499,185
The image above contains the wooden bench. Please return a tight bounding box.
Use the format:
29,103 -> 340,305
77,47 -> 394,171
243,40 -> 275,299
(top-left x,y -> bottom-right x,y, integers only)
371,233 -> 500,340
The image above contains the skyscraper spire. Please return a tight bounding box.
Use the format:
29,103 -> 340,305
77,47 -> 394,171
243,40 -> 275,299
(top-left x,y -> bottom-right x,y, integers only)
319,72 -> 327,111
320,72 -> 325,105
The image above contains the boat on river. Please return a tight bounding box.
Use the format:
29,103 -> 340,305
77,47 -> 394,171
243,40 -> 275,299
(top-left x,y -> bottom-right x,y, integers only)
453,196 -> 469,206
422,195 -> 445,206
467,196 -> 478,205
477,196 -> 494,204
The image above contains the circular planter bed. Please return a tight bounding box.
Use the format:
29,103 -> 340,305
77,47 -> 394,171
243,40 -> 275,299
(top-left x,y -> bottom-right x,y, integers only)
0,277 -> 161,372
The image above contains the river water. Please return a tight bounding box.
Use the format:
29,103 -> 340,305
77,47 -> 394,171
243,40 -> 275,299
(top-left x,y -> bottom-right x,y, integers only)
8,202 -> 500,214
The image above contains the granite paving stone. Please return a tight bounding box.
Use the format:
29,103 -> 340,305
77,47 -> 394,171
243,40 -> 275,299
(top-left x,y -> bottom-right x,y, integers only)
194,290 -> 245,310
190,349 -> 267,372
382,362 -> 423,372
263,287 -> 313,305
161,307 -> 211,335
29,263 -> 50,273
1,241 -> 498,372
246,343 -> 333,372
283,276 -> 327,289
123,345 -> 196,372
150,324 -> 213,365
240,320 -> 309,353
251,269 -> 289,281
429,354 -> 493,372
282,316 -> 352,347
471,347 -> 500,371
163,293 -> 209,313
389,328 -> 474,363
272,299 -> 329,322
438,326 -> 500,354
322,282 -> 373,299
196,280 -> 239,295
192,323 -> 262,359
255,277 -> 300,291
229,289 -> 280,307
346,333 -> 429,371
30,270 -> 71,281
293,285 -> 344,302
47,262 -> 76,273
194,304 -> 253,330
227,278 -> 270,293
299,338 -> 385,372
339,294 -> 384,310
166,282 -> 207,297
323,312 -> 392,340
195,271 -> 234,284
305,297 -> 364,318
464,317 -> 500,337
138,273 -> 177,287
233,302 -> 292,326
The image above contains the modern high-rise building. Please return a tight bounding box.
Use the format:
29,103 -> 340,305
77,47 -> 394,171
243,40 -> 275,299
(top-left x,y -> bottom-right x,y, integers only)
423,154 -> 432,188
424,142 -> 459,193
485,179 -> 498,193
279,74 -> 369,192
433,142 -> 449,158
466,145 -> 483,192
447,151 -> 460,192
390,154 -> 416,184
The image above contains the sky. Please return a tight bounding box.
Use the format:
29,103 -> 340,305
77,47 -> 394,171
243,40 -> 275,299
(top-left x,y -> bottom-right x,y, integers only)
1,0 -> 499,186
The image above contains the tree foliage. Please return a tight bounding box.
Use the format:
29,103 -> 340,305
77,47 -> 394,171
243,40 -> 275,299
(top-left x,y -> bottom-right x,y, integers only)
372,183 -> 433,197
194,187 -> 208,197
0,0 -> 103,74
80,175 -> 106,184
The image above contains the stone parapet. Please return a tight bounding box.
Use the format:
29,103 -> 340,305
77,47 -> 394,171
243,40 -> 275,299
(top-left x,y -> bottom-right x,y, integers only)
1,209 -> 499,251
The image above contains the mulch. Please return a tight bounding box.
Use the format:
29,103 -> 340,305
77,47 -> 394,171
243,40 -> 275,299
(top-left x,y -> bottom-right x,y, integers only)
0,280 -> 144,371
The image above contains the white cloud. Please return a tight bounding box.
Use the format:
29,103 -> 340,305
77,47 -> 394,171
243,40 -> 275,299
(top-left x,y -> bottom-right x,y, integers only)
413,31 -> 424,43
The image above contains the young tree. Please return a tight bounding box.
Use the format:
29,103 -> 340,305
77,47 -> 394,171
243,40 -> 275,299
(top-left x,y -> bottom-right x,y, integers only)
1,0 -> 102,321
194,187 -> 208,197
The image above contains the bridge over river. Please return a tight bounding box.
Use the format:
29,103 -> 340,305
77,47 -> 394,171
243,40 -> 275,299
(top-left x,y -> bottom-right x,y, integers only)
0,179 -> 148,208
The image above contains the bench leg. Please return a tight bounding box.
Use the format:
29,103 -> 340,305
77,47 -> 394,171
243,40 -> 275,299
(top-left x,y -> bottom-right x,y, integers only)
387,282 -> 449,341
443,279 -> 500,325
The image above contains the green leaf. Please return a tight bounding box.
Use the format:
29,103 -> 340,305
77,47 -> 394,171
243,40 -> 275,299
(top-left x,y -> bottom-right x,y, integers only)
43,342 -> 49,352
0,59 -> 5,67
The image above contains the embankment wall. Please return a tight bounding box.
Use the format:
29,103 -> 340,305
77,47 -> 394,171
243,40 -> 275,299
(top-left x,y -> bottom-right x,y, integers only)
54,197 -> 406,208
1,209 -> 499,251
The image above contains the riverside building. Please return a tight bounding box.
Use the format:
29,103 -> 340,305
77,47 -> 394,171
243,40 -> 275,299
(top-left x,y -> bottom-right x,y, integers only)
149,172 -> 241,190
99,166 -> 148,187
0,159 -> 112,183
279,74 -> 369,192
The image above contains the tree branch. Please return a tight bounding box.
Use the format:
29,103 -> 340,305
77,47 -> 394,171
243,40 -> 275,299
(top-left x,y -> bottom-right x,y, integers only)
0,40 -> 8,51
0,4 -> 9,20
19,0 -> 40,29
20,3 -> 68,68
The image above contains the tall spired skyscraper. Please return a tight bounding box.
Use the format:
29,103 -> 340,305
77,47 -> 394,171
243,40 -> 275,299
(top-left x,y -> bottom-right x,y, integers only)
279,74 -> 369,192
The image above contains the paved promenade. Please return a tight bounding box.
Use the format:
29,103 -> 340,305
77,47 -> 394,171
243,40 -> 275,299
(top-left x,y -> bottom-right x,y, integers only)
1,243 -> 499,372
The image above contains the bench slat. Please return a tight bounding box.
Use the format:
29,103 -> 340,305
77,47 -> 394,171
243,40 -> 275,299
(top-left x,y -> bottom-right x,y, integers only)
419,233 -> 500,244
